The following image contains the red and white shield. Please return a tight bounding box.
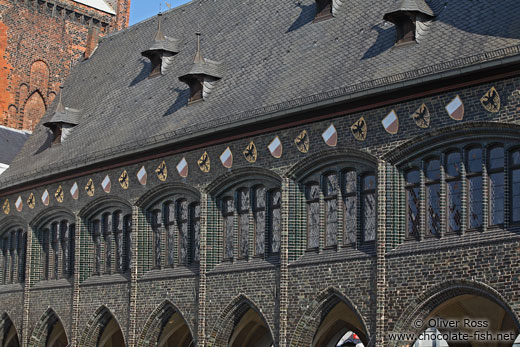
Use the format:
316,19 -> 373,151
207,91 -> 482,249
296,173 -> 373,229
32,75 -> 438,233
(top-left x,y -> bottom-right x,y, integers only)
70,182 -> 79,200
137,166 -> 147,185
322,124 -> 337,147
382,110 -> 399,134
268,136 -> 283,158
101,175 -> 111,193
176,157 -> 189,178
446,95 -> 464,121
41,189 -> 50,206
15,196 -> 22,212
220,147 -> 233,168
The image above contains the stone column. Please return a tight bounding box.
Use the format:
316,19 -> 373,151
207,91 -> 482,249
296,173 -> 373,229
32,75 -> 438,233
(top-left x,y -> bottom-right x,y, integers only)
375,160 -> 387,346
197,192 -> 208,347
279,178 -> 290,347
128,206 -> 138,347
21,227 -> 33,347
70,217 -> 84,346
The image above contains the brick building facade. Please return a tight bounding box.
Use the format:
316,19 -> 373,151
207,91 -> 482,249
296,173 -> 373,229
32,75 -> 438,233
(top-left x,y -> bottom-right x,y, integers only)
0,0 -> 130,131
0,0 -> 519,346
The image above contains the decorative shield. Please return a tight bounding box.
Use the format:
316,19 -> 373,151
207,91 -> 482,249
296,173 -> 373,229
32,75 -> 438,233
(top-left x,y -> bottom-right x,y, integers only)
119,170 -> 129,190
382,110 -> 399,134
156,161 -> 168,181
198,152 -> 211,173
268,136 -> 283,158
70,182 -> 79,200
480,86 -> 500,113
101,175 -> 111,193
351,116 -> 367,141
55,185 -> 64,203
243,141 -> 257,163
15,196 -> 23,212
137,166 -> 147,185
411,103 -> 430,129
85,179 -> 95,197
294,129 -> 310,153
2,199 -> 9,215
446,95 -> 464,121
27,193 -> 35,209
42,189 -> 50,206
176,158 -> 188,178
322,124 -> 338,147
220,147 -> 233,168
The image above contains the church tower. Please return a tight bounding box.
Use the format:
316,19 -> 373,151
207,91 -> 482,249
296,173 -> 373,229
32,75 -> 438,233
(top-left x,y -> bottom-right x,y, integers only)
0,0 -> 131,131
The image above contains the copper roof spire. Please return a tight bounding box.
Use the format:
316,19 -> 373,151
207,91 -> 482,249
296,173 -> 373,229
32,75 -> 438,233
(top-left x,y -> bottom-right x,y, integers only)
194,32 -> 204,64
154,13 -> 166,42
56,86 -> 66,114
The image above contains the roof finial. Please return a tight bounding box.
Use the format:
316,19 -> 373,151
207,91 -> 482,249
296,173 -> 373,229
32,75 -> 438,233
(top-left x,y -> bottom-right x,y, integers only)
154,13 -> 166,41
194,32 -> 204,64
57,86 -> 65,114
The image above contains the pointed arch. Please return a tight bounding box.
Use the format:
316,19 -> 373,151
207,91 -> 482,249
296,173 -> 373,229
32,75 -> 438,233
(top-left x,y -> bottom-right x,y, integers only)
0,313 -> 20,347
206,167 -> 281,196
382,122 -> 520,165
23,90 -> 46,131
290,287 -> 370,347
208,294 -> 275,347
78,196 -> 132,219
285,148 -> 378,181
29,207 -> 75,229
28,308 -> 68,347
79,305 -> 126,347
135,182 -> 200,209
137,300 -> 195,347
391,280 -> 520,347
0,216 -> 27,233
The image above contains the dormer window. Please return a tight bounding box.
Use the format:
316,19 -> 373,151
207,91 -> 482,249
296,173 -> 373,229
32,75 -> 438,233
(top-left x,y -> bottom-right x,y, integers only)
394,14 -> 416,44
179,33 -> 223,104
187,76 -> 203,103
314,0 -> 332,22
383,0 -> 437,45
43,87 -> 81,145
141,13 -> 181,78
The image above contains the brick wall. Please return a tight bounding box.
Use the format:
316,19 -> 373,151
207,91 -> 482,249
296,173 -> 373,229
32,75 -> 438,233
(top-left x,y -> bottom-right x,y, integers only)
0,0 -> 130,131
0,75 -> 519,346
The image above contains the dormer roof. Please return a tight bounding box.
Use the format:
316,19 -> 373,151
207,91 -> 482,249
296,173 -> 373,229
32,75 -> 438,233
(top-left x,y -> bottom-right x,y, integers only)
43,88 -> 81,128
141,13 -> 182,59
383,0 -> 441,21
179,33 -> 223,83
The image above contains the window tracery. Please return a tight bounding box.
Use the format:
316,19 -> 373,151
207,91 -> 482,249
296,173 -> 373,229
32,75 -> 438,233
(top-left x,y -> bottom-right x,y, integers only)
0,229 -> 26,285
403,142 -> 520,239
147,194 -> 200,269
89,209 -> 131,276
219,180 -> 281,261
37,218 -> 73,281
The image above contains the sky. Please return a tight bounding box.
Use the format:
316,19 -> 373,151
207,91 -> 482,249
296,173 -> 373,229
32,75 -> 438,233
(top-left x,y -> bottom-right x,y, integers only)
129,0 -> 191,26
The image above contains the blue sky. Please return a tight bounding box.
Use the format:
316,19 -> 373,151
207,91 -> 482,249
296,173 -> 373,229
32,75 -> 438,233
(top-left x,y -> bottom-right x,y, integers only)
129,0 -> 191,25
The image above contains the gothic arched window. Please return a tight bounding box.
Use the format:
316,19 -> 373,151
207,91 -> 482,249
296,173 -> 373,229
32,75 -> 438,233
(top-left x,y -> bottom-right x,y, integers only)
306,183 -> 321,250
89,208 -> 131,276
405,169 -> 421,240
467,147 -> 483,229
324,173 -> 339,247
446,151 -> 462,234
146,193 -> 199,269
217,177 -> 281,261
343,170 -> 357,245
362,174 -> 377,242
425,158 -> 441,237
511,149 -> 520,223
37,218 -> 74,281
0,229 -> 26,285
488,146 -> 505,226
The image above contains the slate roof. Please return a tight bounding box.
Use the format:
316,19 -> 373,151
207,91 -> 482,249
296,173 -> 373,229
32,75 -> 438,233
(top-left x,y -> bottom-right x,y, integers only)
0,126 -> 31,166
2,0 -> 520,188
